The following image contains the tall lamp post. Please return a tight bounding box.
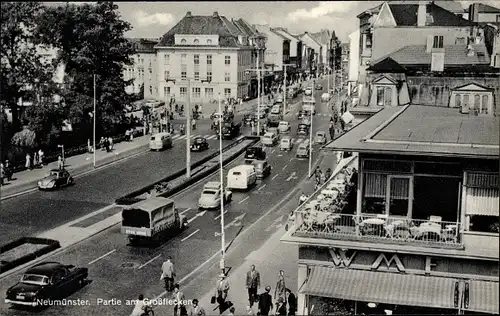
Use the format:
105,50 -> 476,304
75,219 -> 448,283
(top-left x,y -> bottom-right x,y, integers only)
93,74 -> 97,168
217,92 -> 226,272
245,50 -> 266,137
308,80 -> 315,178
282,63 -> 295,118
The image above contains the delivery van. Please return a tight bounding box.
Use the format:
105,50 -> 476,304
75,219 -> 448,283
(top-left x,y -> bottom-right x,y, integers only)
149,132 -> 173,151
227,165 -> 257,190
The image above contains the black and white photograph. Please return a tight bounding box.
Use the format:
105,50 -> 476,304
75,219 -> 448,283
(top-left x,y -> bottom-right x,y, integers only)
0,1 -> 499,315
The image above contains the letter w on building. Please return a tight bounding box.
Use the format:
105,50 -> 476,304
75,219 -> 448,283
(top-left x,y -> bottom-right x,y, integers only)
329,248 -> 357,267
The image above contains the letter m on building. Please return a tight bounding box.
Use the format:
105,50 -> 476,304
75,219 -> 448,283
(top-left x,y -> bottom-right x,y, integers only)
371,253 -> 406,272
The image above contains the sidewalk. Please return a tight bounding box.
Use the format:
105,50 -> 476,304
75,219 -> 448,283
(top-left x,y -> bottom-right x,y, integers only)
0,135 -> 150,199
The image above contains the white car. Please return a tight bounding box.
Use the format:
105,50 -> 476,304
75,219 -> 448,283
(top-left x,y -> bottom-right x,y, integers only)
262,132 -> 279,146
315,131 -> 327,145
278,121 -> 291,133
198,181 -> 232,209
304,88 -> 313,96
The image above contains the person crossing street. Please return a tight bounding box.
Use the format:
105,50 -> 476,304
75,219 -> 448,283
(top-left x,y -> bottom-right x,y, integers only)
160,256 -> 175,292
245,264 -> 261,307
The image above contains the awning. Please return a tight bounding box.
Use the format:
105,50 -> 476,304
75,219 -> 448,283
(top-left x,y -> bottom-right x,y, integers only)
467,280 -> 499,314
465,187 -> 499,216
300,267 -> 458,309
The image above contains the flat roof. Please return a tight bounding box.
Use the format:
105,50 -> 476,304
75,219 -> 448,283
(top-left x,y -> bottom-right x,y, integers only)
324,105 -> 499,159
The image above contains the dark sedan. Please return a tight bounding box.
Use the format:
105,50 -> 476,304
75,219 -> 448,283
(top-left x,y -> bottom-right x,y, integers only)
297,123 -> 309,136
190,136 -> 209,151
37,169 -> 74,190
5,262 -> 88,307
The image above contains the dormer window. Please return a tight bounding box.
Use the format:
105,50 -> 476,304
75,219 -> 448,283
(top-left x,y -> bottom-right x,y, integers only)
194,39 -> 199,44
207,39 -> 212,45
181,39 -> 187,44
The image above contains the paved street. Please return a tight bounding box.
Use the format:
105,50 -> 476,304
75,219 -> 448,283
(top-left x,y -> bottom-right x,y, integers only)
0,78 -> 333,316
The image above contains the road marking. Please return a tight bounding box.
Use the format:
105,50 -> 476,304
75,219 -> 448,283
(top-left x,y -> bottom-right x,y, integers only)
272,174 -> 279,180
258,184 -> 266,191
180,208 -> 192,215
137,254 -> 161,270
238,196 -> 250,204
224,213 -> 246,229
214,210 -> 228,220
289,158 -> 294,162
187,211 -> 206,224
271,149 -> 275,153
88,249 -> 116,265
206,135 -> 216,140
282,164 -> 288,171
181,229 -> 200,242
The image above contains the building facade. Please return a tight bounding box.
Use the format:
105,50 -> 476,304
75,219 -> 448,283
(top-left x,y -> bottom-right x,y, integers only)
282,105 -> 499,315
348,30 -> 360,96
254,25 -> 289,72
300,32 -> 322,76
154,12 -> 265,104
123,38 -> 158,99
273,28 -> 304,72
469,3 -> 500,23
311,29 -> 331,74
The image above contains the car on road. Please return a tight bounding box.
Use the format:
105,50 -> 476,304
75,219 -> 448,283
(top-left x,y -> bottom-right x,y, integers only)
218,121 -> 241,140
251,160 -> 272,179
262,132 -> 279,146
227,165 -> 257,190
278,121 -> 291,133
297,123 -> 309,136
280,136 -> 294,151
304,87 -> 313,96
38,169 -> 74,190
315,83 -> 323,90
315,131 -> 327,145
198,181 -> 232,209
190,136 -> 209,152
297,110 -> 308,120
321,93 -> 331,102
5,262 -> 89,307
245,146 -> 266,162
150,132 -> 173,151
296,140 -> 310,158
275,95 -> 284,103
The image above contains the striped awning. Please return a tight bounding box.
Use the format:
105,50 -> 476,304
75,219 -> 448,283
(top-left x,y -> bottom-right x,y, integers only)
467,280 -> 499,314
300,267 -> 457,309
465,187 -> 499,216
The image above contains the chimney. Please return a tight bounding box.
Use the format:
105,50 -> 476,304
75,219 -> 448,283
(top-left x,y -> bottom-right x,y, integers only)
186,11 -> 192,17
469,3 -> 479,22
417,2 -> 427,27
213,11 -> 219,18
431,49 -> 444,72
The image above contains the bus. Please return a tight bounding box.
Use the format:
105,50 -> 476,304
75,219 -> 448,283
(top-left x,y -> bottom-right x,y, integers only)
302,96 -> 316,115
121,197 -> 187,245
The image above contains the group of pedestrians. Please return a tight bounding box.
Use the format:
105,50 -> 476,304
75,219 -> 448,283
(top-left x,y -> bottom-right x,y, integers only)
314,166 -> 332,190
24,149 -> 45,170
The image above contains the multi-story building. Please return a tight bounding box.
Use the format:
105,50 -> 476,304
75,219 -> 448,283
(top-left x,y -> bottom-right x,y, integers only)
282,104 -> 499,315
468,3 -> 500,23
123,38 -> 158,99
348,30 -> 360,97
155,11 -> 265,104
254,25 -> 290,72
273,28 -> 304,75
311,29 -> 331,74
299,32 -> 322,76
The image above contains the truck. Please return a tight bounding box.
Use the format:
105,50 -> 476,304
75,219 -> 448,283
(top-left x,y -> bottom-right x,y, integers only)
121,197 -> 187,245
218,121 -> 241,139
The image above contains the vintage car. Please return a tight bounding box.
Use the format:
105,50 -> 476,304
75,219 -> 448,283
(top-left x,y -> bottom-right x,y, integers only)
297,123 -> 309,136
297,110 -> 308,120
5,262 -> 88,307
280,136 -> 294,151
198,181 -> 232,209
278,121 -> 291,133
315,131 -> 327,145
191,137 -> 209,151
251,160 -> 272,179
296,141 -> 310,158
315,83 -> 323,90
262,132 -> 279,147
38,169 -> 74,190
244,146 -> 266,162
242,114 -> 257,126
256,108 -> 267,119
218,122 -> 241,140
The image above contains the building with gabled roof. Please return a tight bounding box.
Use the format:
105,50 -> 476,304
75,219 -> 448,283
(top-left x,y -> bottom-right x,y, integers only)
299,32 -> 323,76
469,2 -> 500,23
123,38 -> 159,98
155,11 -> 267,103
273,27 -> 304,72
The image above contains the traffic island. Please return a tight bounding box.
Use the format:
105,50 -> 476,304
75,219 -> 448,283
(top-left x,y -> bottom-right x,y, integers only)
0,237 -> 60,274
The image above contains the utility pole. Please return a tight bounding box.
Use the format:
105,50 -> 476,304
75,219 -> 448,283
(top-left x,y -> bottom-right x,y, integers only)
257,51 -> 261,136
93,74 -> 96,168
217,93 -> 226,272
186,79 -> 191,178
308,80 -> 314,178
282,63 -> 295,118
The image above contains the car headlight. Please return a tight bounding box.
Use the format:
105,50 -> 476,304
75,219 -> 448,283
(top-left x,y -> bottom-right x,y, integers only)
37,181 -> 42,186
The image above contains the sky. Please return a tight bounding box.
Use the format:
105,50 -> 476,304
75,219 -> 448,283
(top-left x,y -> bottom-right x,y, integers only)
67,1 -> 500,43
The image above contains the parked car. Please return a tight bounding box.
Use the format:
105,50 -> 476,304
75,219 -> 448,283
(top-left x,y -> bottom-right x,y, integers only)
191,136 -> 209,151
296,141 -> 310,158
38,169 -> 74,190
315,131 -> 327,145
280,136 -> 294,151
5,262 -> 88,307
198,181 -> 232,209
262,132 -> 279,146
251,160 -> 272,179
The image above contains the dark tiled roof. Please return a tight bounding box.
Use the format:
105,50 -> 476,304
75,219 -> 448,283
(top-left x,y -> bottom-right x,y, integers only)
475,3 -> 500,13
386,44 -> 491,66
274,28 -> 301,42
270,28 -> 288,40
127,38 -> 158,53
368,57 -> 407,72
157,14 -> 251,47
388,3 -> 473,27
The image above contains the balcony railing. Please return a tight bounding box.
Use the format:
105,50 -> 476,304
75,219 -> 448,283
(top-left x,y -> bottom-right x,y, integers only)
293,212 -> 463,248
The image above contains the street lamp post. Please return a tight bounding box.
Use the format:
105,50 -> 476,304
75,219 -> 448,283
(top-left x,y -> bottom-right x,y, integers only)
308,80 -> 314,178
246,51 -> 266,137
93,74 -> 96,168
57,144 -> 65,165
217,93 -> 226,271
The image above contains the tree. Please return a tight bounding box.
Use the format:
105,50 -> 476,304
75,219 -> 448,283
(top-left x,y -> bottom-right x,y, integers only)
22,100 -> 64,147
0,2 -> 53,131
35,1 -> 136,137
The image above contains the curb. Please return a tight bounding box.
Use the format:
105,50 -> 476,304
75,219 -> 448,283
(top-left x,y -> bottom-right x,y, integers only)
0,143 -> 150,201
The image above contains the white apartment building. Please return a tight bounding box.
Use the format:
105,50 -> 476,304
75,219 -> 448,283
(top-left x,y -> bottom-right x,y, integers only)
123,38 -> 158,99
155,11 -> 265,103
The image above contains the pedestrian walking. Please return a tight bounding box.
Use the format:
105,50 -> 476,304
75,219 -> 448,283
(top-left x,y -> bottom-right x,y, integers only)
246,264 -> 261,307
188,299 -> 206,316
258,286 -> 273,316
285,288 -> 297,315
33,151 -> 38,167
130,294 -> 151,316
160,256 -> 175,292
108,136 -> 114,151
274,270 -> 286,301
25,153 -> 31,170
4,160 -> 13,181
172,284 -> 187,316
275,297 -> 286,315
192,118 -> 196,130
57,155 -> 64,170
215,273 -> 230,314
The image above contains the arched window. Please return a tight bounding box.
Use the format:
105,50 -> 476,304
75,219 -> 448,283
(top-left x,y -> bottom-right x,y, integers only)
181,39 -> 187,44
207,39 -> 212,44
194,39 -> 199,44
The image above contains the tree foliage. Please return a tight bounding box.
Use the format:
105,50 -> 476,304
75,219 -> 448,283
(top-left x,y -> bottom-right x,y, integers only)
35,1 -> 136,137
0,2 -> 54,130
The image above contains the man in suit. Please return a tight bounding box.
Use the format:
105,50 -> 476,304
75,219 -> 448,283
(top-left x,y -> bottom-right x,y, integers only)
275,297 -> 287,315
285,288 -> 297,315
172,283 -> 187,316
188,299 -> 206,316
246,264 -> 261,307
258,286 -> 273,315
161,256 -> 175,292
216,273 -> 230,314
